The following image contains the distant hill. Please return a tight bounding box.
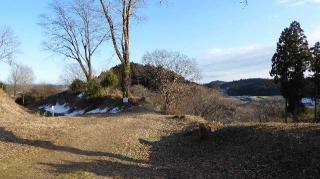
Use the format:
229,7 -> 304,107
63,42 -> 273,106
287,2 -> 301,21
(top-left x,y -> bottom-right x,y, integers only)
206,78 -> 281,96
205,81 -> 225,89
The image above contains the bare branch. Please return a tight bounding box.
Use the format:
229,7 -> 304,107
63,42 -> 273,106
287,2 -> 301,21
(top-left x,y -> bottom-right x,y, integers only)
0,27 -> 19,65
40,0 -> 109,82
100,0 -> 124,63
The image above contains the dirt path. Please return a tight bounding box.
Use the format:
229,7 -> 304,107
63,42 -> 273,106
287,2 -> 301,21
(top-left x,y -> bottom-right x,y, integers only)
0,113 -> 320,178
0,114 -> 187,178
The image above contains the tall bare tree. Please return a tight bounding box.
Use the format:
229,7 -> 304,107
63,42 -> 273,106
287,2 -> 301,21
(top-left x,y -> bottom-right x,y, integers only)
40,0 -> 109,82
0,27 -> 19,65
99,0 -> 143,99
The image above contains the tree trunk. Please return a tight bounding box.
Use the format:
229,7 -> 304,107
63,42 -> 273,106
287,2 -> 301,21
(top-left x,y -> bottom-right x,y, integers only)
293,100 -> 299,122
13,83 -> 17,97
315,98 -> 317,122
86,74 -> 92,82
88,62 -> 93,82
284,98 -> 288,123
121,61 -> 131,98
315,83 -> 318,122
22,94 -> 25,106
85,67 -> 93,82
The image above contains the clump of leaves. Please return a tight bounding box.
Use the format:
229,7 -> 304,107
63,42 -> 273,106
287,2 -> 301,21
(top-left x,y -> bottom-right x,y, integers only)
101,71 -> 119,87
85,80 -> 103,98
70,79 -> 86,93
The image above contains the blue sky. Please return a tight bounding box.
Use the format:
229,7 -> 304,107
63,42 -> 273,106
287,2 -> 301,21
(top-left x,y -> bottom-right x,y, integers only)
0,0 -> 320,84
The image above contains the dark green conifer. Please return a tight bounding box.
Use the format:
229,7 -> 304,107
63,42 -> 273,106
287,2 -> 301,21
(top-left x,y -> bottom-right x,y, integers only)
270,21 -> 310,122
310,42 -> 320,122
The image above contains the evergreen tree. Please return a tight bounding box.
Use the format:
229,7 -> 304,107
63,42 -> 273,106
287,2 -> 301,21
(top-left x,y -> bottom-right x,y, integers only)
310,42 -> 320,122
270,21 -> 310,122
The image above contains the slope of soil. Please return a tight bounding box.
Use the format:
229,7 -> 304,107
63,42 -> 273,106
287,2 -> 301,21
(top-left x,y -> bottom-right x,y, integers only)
0,90 -> 29,118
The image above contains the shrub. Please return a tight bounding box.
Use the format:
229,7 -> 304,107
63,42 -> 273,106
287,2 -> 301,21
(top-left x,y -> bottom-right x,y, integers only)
254,101 -> 284,122
70,79 -> 86,93
178,85 -> 236,122
0,82 -> 6,91
141,83 -> 238,122
130,85 -> 150,98
85,81 -> 103,98
101,71 -> 119,87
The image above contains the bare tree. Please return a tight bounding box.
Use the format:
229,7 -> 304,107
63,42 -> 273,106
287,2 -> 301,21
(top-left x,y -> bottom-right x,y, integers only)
0,27 -> 19,64
99,0 -> 144,99
59,63 -> 87,86
8,64 -> 35,104
143,50 -> 200,113
40,0 -> 109,82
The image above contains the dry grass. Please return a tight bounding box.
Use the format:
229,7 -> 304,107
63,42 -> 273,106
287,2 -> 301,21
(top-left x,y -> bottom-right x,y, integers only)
0,90 -> 320,178
0,90 -> 30,118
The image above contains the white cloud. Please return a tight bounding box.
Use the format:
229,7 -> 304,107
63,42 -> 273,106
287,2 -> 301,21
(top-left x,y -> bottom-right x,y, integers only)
208,45 -> 272,62
200,45 -> 274,82
276,0 -> 320,6
199,26 -> 320,83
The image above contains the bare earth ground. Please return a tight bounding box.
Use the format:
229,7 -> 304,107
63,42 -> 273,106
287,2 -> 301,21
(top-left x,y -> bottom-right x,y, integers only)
0,110 -> 320,179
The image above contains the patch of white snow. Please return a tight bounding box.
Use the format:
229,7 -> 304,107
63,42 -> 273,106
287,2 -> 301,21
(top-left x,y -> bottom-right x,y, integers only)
109,107 -> 122,114
42,103 -> 70,114
66,110 -> 85,116
86,108 -> 109,114
77,92 -> 85,99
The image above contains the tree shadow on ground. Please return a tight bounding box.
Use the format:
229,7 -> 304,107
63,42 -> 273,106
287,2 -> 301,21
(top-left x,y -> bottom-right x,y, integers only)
141,124 -> 320,178
0,127 -> 147,165
40,160 -> 160,178
3,125 -> 320,178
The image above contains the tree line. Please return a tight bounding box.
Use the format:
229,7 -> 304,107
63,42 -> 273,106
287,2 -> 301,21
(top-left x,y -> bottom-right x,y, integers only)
271,21 -> 320,122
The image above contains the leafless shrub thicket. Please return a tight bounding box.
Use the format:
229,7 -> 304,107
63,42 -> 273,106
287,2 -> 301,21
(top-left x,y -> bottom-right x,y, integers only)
254,101 -> 284,122
182,85 -> 237,122
142,50 -> 201,113
131,84 -> 238,123
167,84 -> 238,123
132,84 -> 285,123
